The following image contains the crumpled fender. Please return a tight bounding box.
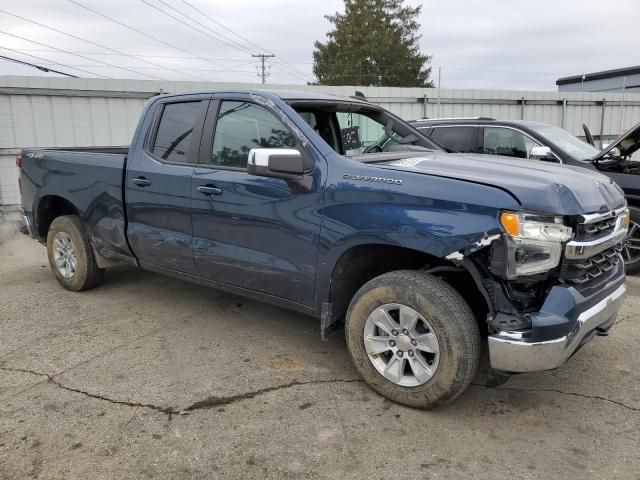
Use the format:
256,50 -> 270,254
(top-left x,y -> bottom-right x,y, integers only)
444,232 -> 502,262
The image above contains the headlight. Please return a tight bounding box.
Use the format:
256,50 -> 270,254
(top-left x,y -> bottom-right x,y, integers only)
621,209 -> 630,230
499,211 -> 573,277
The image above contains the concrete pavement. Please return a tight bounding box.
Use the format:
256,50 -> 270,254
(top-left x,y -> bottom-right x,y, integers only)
0,225 -> 638,479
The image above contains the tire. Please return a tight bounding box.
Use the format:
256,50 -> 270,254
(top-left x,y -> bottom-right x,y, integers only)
623,206 -> 640,275
46,215 -> 104,291
345,270 -> 480,408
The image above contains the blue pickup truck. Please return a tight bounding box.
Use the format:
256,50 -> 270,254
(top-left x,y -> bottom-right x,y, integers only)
19,90 -> 628,408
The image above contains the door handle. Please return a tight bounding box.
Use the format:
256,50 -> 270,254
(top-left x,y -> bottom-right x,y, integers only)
132,177 -> 152,187
197,185 -> 223,196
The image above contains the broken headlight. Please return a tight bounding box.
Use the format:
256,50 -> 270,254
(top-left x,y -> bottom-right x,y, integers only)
498,211 -> 573,278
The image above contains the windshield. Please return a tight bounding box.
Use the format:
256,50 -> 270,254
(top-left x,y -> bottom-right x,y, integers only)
529,124 -> 600,161
292,102 -> 441,156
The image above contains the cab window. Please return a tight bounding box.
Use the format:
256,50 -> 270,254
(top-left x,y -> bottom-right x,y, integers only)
482,127 -> 541,159
151,101 -> 202,163
208,101 -> 297,169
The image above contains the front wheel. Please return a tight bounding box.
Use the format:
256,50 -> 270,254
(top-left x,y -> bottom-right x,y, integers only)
623,206 -> 640,275
47,215 -> 104,291
345,270 -> 480,408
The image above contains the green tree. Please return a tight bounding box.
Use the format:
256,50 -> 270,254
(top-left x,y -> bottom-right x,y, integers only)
312,0 -> 432,87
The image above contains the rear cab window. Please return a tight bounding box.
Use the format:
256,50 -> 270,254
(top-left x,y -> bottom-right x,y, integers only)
150,101 -> 203,163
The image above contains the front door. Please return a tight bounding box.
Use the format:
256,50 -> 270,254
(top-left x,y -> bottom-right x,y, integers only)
191,97 -> 323,306
126,96 -> 208,274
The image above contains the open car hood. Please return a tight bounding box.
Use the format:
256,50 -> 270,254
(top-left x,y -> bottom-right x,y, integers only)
592,121 -> 640,161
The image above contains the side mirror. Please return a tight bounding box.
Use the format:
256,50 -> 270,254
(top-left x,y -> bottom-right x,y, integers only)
530,146 -> 557,162
247,148 -> 305,178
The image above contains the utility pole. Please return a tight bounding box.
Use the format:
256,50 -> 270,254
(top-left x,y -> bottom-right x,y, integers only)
437,66 -> 441,117
252,53 -> 275,84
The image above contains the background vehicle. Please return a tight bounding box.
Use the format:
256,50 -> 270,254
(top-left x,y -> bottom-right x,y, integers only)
408,118 -> 640,273
18,91 -> 627,408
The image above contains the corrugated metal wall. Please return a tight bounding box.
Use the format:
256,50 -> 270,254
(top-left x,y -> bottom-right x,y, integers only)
2,75 -> 640,207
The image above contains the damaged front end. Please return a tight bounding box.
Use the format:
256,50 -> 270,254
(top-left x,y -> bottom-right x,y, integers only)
446,208 -> 629,375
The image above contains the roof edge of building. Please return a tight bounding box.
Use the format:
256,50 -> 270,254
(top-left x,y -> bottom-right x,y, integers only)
556,66 -> 640,85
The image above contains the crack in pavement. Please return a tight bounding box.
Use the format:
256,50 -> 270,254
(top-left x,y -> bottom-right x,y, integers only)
0,366 -> 176,416
182,379 -> 364,412
0,366 -> 363,417
7,364 -> 636,415
471,382 -> 639,412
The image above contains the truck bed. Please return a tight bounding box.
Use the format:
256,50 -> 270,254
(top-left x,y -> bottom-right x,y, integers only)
20,146 -> 136,265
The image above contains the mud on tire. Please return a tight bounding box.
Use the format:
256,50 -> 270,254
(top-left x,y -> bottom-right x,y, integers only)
46,215 -> 104,291
345,270 -> 480,408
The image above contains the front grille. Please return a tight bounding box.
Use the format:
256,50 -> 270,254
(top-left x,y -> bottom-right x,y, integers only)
575,217 -> 617,241
560,245 -> 623,286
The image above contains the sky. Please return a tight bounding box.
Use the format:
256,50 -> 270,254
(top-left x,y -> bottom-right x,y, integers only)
0,0 -> 638,91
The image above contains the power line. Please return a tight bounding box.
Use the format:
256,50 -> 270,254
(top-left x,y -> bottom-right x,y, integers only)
0,7 -> 210,81
151,0 -> 255,55
0,59 -> 258,74
0,46 -> 110,78
0,54 -> 78,77
175,0 -> 314,83
9,46 -> 315,83
269,63 -> 315,83
139,0 -> 252,55
271,59 -> 315,83
137,0 -> 310,83
0,30 -> 166,80
10,48 -> 257,63
67,0 -> 254,79
180,0 -> 271,55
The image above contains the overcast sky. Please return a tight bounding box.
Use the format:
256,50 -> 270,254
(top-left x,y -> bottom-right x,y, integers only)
0,0 -> 637,90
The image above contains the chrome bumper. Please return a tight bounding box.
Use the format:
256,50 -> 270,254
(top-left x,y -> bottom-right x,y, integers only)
488,283 -> 626,372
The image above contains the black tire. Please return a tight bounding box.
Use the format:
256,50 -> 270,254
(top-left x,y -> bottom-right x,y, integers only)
345,270 -> 480,408
46,215 -> 104,291
623,206 -> 640,275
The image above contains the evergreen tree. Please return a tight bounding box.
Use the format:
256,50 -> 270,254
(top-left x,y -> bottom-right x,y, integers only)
312,0 -> 432,87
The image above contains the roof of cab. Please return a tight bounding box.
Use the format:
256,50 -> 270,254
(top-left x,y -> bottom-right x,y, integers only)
158,89 -> 369,104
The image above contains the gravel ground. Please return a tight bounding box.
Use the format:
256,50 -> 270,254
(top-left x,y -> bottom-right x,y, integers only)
0,218 -> 638,479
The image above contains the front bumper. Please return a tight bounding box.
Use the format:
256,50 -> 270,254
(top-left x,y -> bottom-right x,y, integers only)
488,262 -> 626,372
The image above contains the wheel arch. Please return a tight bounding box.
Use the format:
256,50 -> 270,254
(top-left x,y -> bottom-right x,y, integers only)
35,195 -> 80,240
321,243 -> 492,336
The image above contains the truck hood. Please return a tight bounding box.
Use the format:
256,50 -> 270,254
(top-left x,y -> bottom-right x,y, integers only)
375,151 -> 626,215
592,121 -> 640,161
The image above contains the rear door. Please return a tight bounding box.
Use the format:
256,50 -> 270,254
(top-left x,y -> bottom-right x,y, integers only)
190,95 -> 324,306
125,95 -> 208,274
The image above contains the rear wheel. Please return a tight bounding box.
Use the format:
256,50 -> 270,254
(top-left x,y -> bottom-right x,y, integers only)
47,215 -> 104,291
623,206 -> 640,275
345,270 -> 480,408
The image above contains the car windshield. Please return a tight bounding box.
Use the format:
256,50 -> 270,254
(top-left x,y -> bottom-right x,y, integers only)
292,102 -> 441,157
529,124 -> 600,161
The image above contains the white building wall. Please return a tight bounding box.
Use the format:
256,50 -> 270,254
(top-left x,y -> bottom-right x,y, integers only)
2,75 -> 640,207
